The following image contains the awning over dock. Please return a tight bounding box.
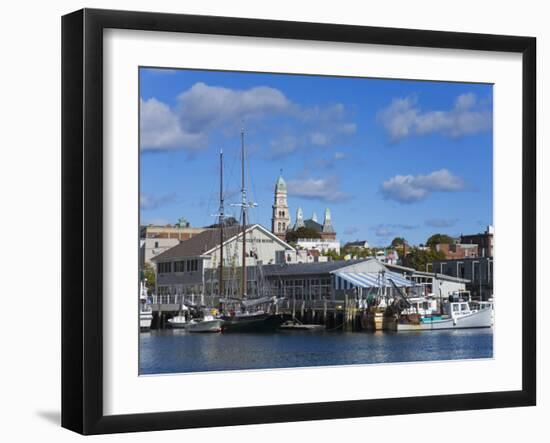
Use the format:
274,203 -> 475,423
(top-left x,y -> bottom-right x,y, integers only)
334,271 -> 414,290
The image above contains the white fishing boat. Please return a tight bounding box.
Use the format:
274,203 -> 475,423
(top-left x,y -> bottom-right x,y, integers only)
167,304 -> 189,328
139,280 -> 153,331
186,314 -> 224,333
397,291 -> 492,331
470,299 -> 495,326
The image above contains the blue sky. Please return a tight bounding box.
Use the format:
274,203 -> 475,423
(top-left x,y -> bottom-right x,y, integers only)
139,67 -> 493,246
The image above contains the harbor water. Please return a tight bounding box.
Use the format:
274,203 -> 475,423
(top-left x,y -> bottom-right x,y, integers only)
139,329 -> 493,375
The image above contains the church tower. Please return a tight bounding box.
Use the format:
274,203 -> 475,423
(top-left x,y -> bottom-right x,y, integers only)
272,173 -> 291,240
321,207 -> 336,240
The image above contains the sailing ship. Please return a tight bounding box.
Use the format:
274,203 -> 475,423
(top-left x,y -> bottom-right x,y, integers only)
219,127 -> 285,333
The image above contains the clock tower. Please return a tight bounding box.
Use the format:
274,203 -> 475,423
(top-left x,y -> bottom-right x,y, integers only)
272,173 -> 291,240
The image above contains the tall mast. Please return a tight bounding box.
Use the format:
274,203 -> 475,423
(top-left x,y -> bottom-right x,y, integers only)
241,127 -> 247,299
218,149 -> 224,297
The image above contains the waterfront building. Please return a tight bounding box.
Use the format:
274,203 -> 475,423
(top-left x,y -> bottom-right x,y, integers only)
260,258 -> 414,301
385,262 -> 470,299
140,237 -> 180,268
435,242 -> 479,260
295,237 -> 341,254
152,223 -> 295,297
431,256 -> 493,300
460,225 -> 494,257
199,257 -> 415,302
139,217 -> 208,268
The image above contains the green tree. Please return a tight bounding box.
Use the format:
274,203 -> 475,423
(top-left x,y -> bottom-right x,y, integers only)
390,237 -> 407,248
426,233 -> 455,248
285,227 -> 321,243
142,263 -> 156,293
323,249 -> 342,261
403,247 -> 446,272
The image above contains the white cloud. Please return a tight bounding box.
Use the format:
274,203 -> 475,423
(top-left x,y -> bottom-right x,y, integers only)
425,218 -> 459,228
140,98 -> 206,151
140,193 -> 176,210
287,175 -> 351,202
373,223 -> 418,238
268,102 -> 356,158
140,83 -> 291,152
377,93 -> 492,141
343,227 -> 359,235
309,132 -> 329,146
374,226 -> 395,238
177,82 -> 292,133
270,135 -> 300,158
141,82 -> 357,156
381,169 -> 466,203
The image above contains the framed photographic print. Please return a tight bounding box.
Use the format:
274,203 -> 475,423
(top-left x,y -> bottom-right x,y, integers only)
61,8 -> 536,435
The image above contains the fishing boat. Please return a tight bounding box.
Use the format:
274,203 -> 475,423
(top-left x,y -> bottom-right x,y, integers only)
139,280 -> 153,331
167,304 -> 189,328
219,128 -> 284,333
186,313 -> 224,333
397,291 -> 492,331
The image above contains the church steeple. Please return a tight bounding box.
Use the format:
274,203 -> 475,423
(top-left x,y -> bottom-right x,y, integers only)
294,207 -> 305,229
322,208 -> 334,233
271,172 -> 290,240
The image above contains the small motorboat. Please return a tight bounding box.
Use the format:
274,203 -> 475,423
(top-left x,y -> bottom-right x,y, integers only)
186,314 -> 224,333
279,319 -> 325,331
139,280 -> 153,331
167,304 -> 189,328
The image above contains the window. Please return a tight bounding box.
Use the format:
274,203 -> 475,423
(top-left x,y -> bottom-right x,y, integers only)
186,259 -> 199,272
154,241 -> 159,248
158,262 -> 171,273
174,261 -> 185,272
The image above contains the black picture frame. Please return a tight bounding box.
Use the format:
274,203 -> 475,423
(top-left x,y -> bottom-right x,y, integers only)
61,8 -> 536,435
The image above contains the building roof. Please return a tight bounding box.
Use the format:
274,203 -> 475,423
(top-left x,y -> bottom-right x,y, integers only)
152,224 -> 294,262
152,225 -> 244,261
345,240 -> 369,247
334,271 -> 414,288
385,262 -> 470,283
304,219 -> 323,232
261,259 -> 367,277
